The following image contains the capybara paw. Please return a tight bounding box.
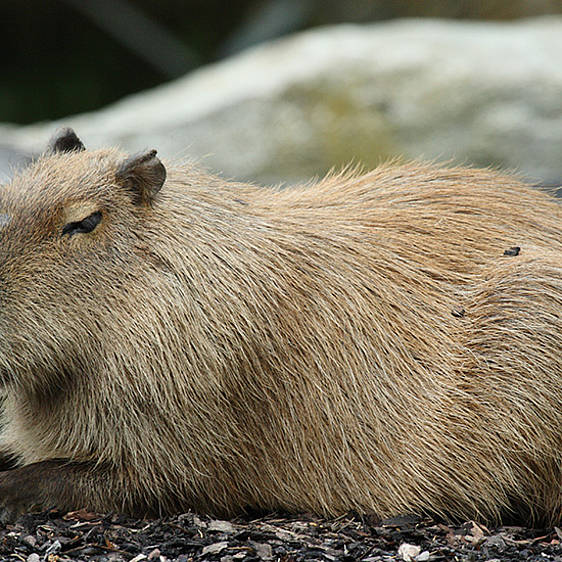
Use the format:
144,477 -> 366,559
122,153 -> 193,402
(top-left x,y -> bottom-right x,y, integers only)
0,503 -> 27,525
0,471 -> 42,524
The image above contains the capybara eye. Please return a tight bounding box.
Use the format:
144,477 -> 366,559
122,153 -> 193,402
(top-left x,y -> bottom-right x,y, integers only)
62,211 -> 102,238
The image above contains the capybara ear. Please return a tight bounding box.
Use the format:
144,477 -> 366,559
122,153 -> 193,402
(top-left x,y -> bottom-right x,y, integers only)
47,128 -> 86,154
115,149 -> 166,205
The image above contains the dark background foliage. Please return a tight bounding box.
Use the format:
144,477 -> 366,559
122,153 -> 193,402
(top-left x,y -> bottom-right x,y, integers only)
4,0 -> 561,125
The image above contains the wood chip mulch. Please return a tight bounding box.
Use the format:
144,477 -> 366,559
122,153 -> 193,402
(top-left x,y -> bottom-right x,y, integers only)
0,510 -> 561,562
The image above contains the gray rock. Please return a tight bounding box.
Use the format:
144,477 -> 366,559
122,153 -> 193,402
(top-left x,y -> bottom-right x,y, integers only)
1,17 -> 561,186
0,142 -> 33,183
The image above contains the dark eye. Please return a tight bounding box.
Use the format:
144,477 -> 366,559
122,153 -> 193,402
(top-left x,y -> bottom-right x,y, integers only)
62,211 -> 102,238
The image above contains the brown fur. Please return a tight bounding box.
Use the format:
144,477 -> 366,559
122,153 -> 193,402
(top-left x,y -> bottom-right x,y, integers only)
0,132 -> 560,525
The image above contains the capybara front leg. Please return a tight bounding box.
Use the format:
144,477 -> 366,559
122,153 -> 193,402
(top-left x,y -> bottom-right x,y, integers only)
0,459 -> 121,523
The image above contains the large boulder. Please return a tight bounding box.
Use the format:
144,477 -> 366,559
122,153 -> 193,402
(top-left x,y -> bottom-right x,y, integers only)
1,16 -> 561,186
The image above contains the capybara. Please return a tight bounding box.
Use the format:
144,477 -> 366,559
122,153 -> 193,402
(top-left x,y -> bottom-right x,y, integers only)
0,128 -> 560,525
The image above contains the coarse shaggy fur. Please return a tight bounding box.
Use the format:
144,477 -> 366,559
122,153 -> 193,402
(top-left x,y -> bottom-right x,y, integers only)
0,138 -> 560,525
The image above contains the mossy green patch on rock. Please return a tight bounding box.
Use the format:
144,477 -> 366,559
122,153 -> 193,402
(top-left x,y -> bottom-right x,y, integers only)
260,78 -> 398,183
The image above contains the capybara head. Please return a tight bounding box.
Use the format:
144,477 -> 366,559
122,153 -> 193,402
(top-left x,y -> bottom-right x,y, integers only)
0,129 -> 165,391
